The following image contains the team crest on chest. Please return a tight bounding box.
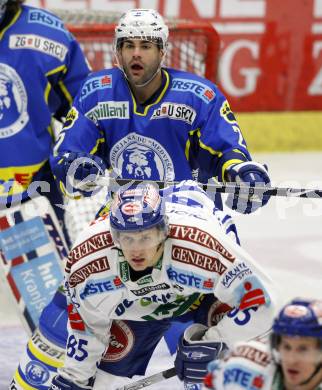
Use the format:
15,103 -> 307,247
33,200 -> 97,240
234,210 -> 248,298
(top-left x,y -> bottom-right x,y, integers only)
0,64 -> 29,138
110,132 -> 175,181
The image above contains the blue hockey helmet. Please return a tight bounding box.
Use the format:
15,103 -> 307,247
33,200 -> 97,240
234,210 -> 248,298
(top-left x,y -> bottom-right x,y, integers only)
109,183 -> 168,245
271,298 -> 322,353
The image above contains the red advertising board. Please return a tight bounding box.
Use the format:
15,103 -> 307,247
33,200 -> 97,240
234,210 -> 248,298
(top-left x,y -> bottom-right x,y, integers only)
30,0 -> 322,111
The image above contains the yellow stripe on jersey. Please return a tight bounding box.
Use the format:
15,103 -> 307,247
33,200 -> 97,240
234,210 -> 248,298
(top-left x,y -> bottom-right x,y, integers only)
27,339 -> 64,368
13,369 -> 38,390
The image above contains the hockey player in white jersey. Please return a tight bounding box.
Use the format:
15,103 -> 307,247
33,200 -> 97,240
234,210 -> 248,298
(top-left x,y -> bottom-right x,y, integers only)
204,298 -> 322,390
43,181 -> 277,390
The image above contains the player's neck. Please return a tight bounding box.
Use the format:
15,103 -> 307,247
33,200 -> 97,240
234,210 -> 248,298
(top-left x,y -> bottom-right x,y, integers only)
130,70 -> 163,104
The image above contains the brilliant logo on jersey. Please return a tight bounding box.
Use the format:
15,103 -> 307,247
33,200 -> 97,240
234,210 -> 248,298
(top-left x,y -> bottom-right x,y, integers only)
170,224 -> 235,262
130,282 -> 170,297
110,132 -> 175,181
151,102 -> 196,125
171,78 -> 215,104
0,64 -> 29,138
86,101 -> 129,122
9,34 -> 68,61
172,245 -> 227,274
220,100 -> 238,124
68,257 -> 110,288
80,75 -> 113,100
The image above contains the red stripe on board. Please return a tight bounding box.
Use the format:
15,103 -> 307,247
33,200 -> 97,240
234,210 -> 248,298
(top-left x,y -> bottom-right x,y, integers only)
6,273 -> 21,301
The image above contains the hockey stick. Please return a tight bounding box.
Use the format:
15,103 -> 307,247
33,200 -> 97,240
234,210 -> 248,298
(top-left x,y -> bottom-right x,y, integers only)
115,367 -> 176,390
97,177 -> 322,199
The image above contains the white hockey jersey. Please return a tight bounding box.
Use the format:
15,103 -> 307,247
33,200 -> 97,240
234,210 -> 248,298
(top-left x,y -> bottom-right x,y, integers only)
60,185 -> 277,385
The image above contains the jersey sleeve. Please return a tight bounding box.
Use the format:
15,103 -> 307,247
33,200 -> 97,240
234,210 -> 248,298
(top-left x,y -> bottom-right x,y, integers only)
192,87 -> 252,182
49,79 -> 106,195
58,284 -> 112,385
204,235 -> 278,348
58,224 -> 116,386
45,25 -> 91,122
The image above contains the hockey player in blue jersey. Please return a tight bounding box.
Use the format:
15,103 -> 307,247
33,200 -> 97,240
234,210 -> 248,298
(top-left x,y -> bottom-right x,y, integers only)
0,0 -> 90,243
50,8 -> 271,216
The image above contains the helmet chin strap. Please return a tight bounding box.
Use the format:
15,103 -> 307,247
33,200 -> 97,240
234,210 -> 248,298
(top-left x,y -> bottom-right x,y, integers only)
297,362 -> 322,387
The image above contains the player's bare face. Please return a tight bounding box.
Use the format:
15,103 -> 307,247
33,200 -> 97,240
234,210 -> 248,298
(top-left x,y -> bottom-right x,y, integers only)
119,228 -> 164,271
118,40 -> 163,87
279,336 -> 322,389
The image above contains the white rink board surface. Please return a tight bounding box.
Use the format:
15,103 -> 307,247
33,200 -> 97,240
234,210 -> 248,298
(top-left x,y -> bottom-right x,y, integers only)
1,152 -> 322,389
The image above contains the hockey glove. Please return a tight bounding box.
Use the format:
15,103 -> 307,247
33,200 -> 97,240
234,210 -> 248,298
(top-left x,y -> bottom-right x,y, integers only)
225,161 -> 271,214
174,324 -> 227,384
58,151 -> 107,197
50,375 -> 94,390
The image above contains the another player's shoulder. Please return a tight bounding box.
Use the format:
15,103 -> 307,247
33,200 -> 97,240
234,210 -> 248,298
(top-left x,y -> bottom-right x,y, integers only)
18,5 -> 74,43
166,68 -> 217,103
65,216 -> 115,277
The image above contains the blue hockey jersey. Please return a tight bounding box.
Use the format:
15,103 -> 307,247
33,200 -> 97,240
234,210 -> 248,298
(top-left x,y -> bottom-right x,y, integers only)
51,67 -> 252,195
0,5 -> 90,204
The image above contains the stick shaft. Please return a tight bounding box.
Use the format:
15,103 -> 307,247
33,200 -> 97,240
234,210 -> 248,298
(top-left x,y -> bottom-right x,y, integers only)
115,367 -> 176,390
97,177 -> 322,199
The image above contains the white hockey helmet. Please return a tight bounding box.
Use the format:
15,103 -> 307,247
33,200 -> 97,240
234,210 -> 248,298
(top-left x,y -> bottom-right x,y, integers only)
114,9 -> 169,51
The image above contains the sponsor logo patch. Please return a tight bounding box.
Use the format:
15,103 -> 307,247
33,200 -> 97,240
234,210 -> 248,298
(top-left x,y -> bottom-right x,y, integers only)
220,100 -> 238,124
67,303 -> 85,331
151,102 -> 196,125
130,282 -> 170,297
80,75 -> 112,100
63,107 -> 79,130
9,34 -> 68,61
172,244 -> 227,274
66,232 -> 113,272
86,101 -> 129,122
28,10 -> 67,34
170,224 -> 235,262
69,257 -> 110,288
80,276 -> 124,300
171,78 -> 215,104
25,360 -> 50,385
233,344 -> 271,367
221,262 -> 252,288
167,265 -> 216,290
102,320 -> 134,361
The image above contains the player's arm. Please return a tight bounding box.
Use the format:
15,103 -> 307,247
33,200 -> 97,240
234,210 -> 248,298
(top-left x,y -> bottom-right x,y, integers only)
49,87 -> 107,198
50,275 -> 112,388
195,89 -> 271,213
175,234 -> 277,384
